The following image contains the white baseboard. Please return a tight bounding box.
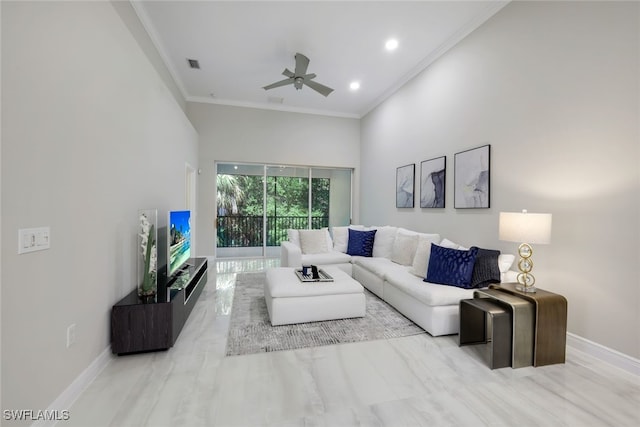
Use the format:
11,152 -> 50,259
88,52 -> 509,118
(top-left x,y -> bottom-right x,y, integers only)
567,332 -> 640,376
32,347 -> 113,427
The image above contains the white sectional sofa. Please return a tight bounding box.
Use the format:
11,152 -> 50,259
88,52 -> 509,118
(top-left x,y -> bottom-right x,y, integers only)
280,226 -> 516,336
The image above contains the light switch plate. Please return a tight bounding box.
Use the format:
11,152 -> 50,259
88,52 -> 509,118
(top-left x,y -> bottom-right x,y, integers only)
18,227 -> 50,254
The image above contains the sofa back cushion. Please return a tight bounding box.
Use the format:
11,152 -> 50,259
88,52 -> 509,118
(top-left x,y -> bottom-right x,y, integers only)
371,226 -> 398,258
299,229 -> 331,254
426,244 -> 478,288
346,228 -> 377,257
439,238 -> 468,250
409,234 -> 441,277
390,229 -> 419,266
287,229 -> 301,248
332,225 -> 364,253
498,254 -> 515,273
289,228 -> 333,253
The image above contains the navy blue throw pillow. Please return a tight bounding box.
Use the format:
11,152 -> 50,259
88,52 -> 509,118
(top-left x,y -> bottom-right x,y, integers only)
425,244 -> 479,289
470,247 -> 501,288
346,229 -> 377,257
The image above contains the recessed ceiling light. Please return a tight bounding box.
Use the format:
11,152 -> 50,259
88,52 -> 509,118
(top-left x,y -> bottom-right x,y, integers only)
349,81 -> 361,91
385,39 -> 399,51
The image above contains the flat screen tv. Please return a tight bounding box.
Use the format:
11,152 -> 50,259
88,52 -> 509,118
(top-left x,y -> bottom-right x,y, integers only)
168,210 -> 191,277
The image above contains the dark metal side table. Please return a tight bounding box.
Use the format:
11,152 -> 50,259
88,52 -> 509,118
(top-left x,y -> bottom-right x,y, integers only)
489,283 -> 568,366
473,288 -> 535,368
459,298 -> 513,369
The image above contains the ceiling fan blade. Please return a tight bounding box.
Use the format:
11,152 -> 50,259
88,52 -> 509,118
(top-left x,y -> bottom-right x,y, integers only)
304,80 -> 334,97
263,77 -> 294,91
294,53 -> 310,76
301,73 -> 316,80
282,68 -> 294,78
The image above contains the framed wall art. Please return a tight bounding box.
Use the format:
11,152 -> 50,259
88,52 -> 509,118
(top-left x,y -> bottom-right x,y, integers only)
420,156 -> 446,208
454,144 -> 490,209
396,164 -> 415,208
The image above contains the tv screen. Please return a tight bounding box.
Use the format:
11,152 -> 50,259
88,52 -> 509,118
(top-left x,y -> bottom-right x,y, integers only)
168,210 -> 191,277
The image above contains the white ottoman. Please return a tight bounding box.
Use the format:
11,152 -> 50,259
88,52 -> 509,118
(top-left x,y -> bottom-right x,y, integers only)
265,267 -> 366,326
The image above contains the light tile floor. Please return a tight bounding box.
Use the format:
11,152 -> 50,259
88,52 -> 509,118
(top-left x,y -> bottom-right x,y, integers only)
66,258 -> 640,426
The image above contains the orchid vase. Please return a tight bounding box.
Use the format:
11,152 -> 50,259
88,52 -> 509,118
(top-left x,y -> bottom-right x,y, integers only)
138,209 -> 158,302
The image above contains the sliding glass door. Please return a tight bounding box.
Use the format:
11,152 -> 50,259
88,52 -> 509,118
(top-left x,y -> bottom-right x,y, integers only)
216,162 -> 352,258
265,166 -> 310,257
216,163 -> 265,258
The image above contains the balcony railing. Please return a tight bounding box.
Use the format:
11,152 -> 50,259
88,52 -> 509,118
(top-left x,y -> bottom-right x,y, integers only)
216,215 -> 329,247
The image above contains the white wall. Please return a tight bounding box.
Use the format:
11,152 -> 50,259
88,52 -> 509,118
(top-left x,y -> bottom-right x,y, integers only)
186,103 -> 360,257
1,0 -> 198,417
111,1 -> 186,113
328,169 -> 352,228
361,1 -> 639,358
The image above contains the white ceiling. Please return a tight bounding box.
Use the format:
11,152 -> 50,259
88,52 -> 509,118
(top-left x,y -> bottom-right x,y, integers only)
132,1 -> 508,118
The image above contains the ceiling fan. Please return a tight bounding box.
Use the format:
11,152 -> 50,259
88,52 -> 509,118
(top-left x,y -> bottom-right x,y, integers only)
263,53 -> 334,97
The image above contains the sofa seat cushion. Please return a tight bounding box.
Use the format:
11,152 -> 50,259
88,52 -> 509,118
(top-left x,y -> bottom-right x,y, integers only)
301,251 -> 352,266
352,256 -> 406,278
385,269 -> 475,306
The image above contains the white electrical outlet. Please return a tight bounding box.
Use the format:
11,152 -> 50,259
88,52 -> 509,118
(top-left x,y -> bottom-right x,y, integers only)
18,227 -> 50,254
66,324 -> 76,348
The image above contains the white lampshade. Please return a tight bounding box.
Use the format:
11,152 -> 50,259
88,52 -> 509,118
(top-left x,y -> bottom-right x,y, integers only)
499,210 -> 552,244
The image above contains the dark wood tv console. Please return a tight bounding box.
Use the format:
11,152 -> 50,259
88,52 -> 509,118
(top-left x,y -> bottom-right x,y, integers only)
111,257 -> 208,355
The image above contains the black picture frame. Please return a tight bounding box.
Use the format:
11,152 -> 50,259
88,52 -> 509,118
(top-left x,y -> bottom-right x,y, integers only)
454,144 -> 490,209
420,156 -> 446,208
396,164 -> 415,208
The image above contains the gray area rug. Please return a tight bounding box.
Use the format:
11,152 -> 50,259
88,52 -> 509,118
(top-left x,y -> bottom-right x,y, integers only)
225,272 -> 426,356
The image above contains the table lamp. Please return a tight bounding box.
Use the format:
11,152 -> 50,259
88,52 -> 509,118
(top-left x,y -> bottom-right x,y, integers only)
499,210 -> 552,293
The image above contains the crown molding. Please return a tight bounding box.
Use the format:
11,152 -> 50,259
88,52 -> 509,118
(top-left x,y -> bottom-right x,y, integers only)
129,0 -> 190,101
187,96 -> 361,120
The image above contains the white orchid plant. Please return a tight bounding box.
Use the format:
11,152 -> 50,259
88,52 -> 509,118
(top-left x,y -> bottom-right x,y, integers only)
139,213 -> 157,297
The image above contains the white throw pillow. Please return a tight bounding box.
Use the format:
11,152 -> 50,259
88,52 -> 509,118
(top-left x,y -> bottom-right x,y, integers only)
287,229 -> 301,248
390,229 -> 419,266
409,234 -> 441,277
371,226 -> 398,258
298,229 -> 330,254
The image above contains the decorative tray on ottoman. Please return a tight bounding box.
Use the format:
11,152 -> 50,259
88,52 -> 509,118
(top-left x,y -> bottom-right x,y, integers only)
295,268 -> 334,282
